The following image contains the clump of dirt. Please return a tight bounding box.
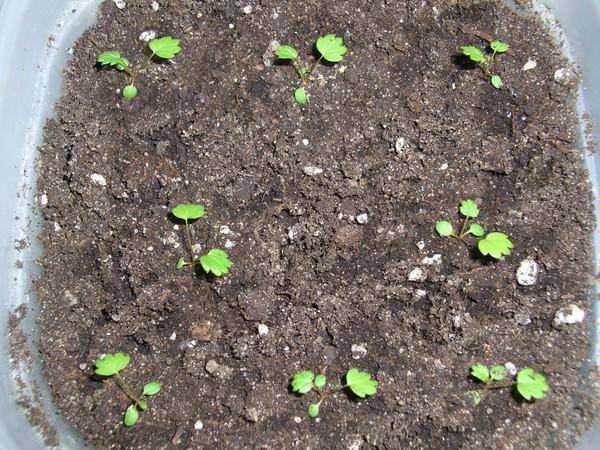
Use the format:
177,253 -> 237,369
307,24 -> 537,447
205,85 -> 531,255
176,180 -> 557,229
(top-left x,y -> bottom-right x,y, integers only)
35,0 -> 597,448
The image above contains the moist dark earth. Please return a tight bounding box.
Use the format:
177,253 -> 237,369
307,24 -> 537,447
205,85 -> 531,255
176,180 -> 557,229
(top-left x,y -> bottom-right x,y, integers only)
35,0 -> 598,448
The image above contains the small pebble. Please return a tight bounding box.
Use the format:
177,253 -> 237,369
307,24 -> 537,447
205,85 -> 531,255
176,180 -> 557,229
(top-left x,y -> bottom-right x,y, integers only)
356,213 -> 368,224
228,23 -> 234,29
505,362 -> 517,375
40,194 -> 48,206
113,0 -> 126,9
514,311 -> 531,326
293,416 -> 302,424
262,40 -> 280,67
151,1 -> 159,11
258,323 -> 269,337
169,332 -> 177,341
220,225 -> 231,235
351,343 -> 368,359
303,166 -> 323,176
408,267 -> 426,282
194,420 -> 203,431
553,304 -> 585,327
242,5 -> 253,14
395,137 -> 406,155
416,241 -> 425,250
139,30 -> 157,42
421,254 -> 441,265
90,173 -> 107,186
522,59 -> 537,71
302,138 -> 309,146
516,258 -> 539,286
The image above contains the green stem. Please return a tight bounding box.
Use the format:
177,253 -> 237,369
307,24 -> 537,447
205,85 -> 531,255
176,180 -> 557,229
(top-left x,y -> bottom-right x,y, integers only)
302,55 -> 324,86
114,373 -> 143,407
484,380 -> 517,391
183,219 -> 195,263
458,216 -> 471,238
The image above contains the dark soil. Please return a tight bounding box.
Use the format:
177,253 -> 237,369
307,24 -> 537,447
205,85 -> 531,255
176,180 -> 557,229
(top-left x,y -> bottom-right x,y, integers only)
35,0 -> 598,448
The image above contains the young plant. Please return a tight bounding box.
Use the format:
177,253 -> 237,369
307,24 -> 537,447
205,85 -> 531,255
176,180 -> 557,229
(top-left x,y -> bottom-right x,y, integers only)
97,36 -> 182,99
171,203 -> 232,277
461,38 -> 510,89
94,352 -> 161,427
435,199 -> 513,259
291,368 -> 378,418
468,363 -> 549,405
274,34 -> 347,105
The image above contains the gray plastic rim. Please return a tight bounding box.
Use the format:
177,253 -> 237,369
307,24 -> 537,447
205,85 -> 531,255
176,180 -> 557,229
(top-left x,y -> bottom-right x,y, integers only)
0,1 -> 597,449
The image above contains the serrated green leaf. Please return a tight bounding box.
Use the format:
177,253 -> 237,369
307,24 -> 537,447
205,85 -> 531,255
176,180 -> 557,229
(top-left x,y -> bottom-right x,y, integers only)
314,374 -> 327,389
123,405 -> 139,427
171,203 -> 205,221
435,220 -> 454,237
176,257 -> 187,270
490,40 -> 510,53
291,370 -> 315,394
294,87 -> 307,104
459,199 -> 480,218
274,45 -> 298,60
470,364 -> 489,383
308,403 -> 320,417
461,46 -> 486,64
478,232 -> 513,259
297,67 -> 309,79
95,352 -> 130,376
199,248 -> 232,276
469,223 -> 485,237
316,34 -> 347,63
490,365 -> 508,381
491,74 -> 503,89
346,368 -> 378,398
149,36 -> 181,59
516,368 -> 549,401
143,381 -> 161,396
97,51 -> 129,70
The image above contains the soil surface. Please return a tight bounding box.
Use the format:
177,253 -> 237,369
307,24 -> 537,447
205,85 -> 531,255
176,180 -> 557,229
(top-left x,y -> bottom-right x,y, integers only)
35,0 -> 598,448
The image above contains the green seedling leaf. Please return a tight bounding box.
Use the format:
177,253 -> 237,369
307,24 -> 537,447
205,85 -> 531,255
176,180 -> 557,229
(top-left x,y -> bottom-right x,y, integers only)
308,403 -> 320,417
316,34 -> 347,63
149,36 -> 181,59
461,46 -> 486,64
468,390 -> 482,406
490,40 -> 510,53
176,257 -> 187,270
199,248 -> 232,276
436,220 -> 454,237
478,232 -> 513,259
491,74 -> 503,89
291,370 -> 315,394
143,381 -> 161,396
516,368 -> 549,401
345,368 -> 378,398
122,85 -> 138,99
97,51 -> 129,70
171,203 -> 205,221
459,199 -> 480,218
469,223 -> 485,237
470,364 -> 489,383
137,399 -> 148,411
297,67 -> 309,79
490,365 -> 508,381
95,352 -> 130,376
294,87 -> 307,104
314,374 -> 327,389
275,45 -> 298,60
124,405 -> 139,427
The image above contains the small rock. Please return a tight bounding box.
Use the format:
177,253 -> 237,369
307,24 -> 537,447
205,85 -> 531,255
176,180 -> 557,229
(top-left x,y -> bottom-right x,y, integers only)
433,359 -> 445,370
113,0 -> 126,9
40,194 -> 48,206
351,343 -> 367,359
205,359 -> 233,379
151,1 -> 159,11
139,30 -> 157,42
242,5 -> 253,14
413,289 -> 427,300
64,290 -> 79,306
245,407 -> 259,422
293,416 -> 302,424
505,362 -> 517,376
553,67 -> 573,85
302,138 -> 309,146
262,40 -> 280,67
394,137 -> 406,155
258,323 -> 269,337
408,267 -> 426,282
303,166 -> 323,176
516,258 -> 539,286
522,59 -> 537,71
421,254 -> 441,265
439,163 -> 448,170
356,213 -> 368,224
79,363 -> 87,370
90,173 -> 107,186
194,420 -> 203,431
514,311 -> 531,326
169,332 -> 177,341
224,239 -> 234,249
416,241 -> 425,250
553,304 -> 585,327
220,225 -> 231,235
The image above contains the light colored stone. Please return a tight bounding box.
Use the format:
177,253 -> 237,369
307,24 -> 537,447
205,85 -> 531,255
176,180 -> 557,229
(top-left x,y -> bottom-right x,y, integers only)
262,40 -> 280,67
553,304 -> 585,327
395,137 -> 406,155
90,173 -> 107,186
205,359 -> 233,379
40,194 -> 48,206
242,5 -> 253,14
505,362 -> 517,376
356,213 -> 368,224
151,1 -> 159,11
139,30 -> 157,42
514,311 -> 531,326
194,420 -> 203,431
220,225 -> 231,235
351,343 -> 367,359
516,258 -> 539,286
408,267 -> 426,282
421,254 -> 441,265
258,323 -> 269,337
113,0 -> 126,9
522,59 -> 537,71
302,138 -> 309,146
303,166 -> 323,176
416,241 -> 425,250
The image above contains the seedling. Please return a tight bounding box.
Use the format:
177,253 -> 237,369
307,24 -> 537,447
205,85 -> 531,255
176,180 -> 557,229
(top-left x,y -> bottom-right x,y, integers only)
461,38 -> 510,89
171,203 -> 232,277
94,352 -> 161,427
291,368 -> 378,417
274,34 -> 347,104
97,36 -> 182,99
435,199 -> 513,259
468,363 -> 549,405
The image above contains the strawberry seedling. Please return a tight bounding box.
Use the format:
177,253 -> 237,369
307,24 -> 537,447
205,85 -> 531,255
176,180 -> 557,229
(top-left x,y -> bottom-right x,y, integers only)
435,199 -> 513,259
171,203 -> 232,277
94,352 -> 161,427
468,363 -> 549,405
97,36 -> 181,99
461,38 -> 510,89
274,34 -> 347,105
291,368 -> 378,417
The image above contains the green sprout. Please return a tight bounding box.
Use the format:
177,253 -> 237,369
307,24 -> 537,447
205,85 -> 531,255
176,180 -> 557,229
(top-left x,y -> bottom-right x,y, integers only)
94,352 -> 161,427
274,34 -> 347,104
171,203 -> 232,277
461,38 -> 510,89
97,36 -> 182,99
468,364 -> 549,406
435,199 -> 513,260
291,368 -> 378,418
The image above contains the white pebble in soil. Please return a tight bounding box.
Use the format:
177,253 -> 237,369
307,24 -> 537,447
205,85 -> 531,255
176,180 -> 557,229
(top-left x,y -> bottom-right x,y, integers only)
553,304 -> 585,328
505,362 -> 517,376
90,173 -> 107,186
220,225 -> 231,235
139,30 -> 157,42
40,194 -> 48,206
257,323 -> 269,337
351,343 -> 367,359
394,137 -> 406,155
303,166 -> 323,176
522,59 -> 537,71
421,254 -> 441,265
151,1 -> 159,11
416,240 -> 425,250
302,138 -> 309,146
194,420 -> 203,431
407,267 -> 426,282
242,5 -> 252,14
356,213 -> 368,224
516,258 -> 539,286
113,0 -> 126,9
262,40 -> 280,67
